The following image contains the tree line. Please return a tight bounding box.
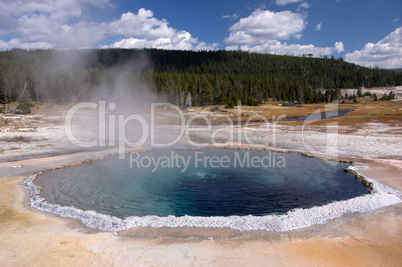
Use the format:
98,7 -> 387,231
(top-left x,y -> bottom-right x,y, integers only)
0,48 -> 401,111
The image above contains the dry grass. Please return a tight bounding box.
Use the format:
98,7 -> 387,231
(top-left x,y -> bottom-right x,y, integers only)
237,100 -> 402,127
4,99 -> 401,128
32,103 -> 69,116
328,100 -> 401,127
183,99 -> 402,128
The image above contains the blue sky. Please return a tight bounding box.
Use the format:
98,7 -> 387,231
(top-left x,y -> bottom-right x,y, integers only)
0,0 -> 401,68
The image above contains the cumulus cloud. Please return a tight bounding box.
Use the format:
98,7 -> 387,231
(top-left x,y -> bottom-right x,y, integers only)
103,9 -> 218,50
107,9 -> 175,40
275,0 -> 303,6
0,38 -> 53,50
224,8 -> 343,57
105,37 -> 186,50
225,9 -> 306,45
0,1 -> 215,50
225,41 -> 335,57
0,0 -> 111,48
298,2 -> 311,9
104,30 -> 218,51
315,22 -> 322,31
0,0 -> 110,22
335,41 -> 344,53
345,27 -> 402,68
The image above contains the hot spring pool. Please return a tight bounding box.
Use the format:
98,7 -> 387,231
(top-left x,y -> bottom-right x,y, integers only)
35,149 -> 369,218
26,148 -> 402,231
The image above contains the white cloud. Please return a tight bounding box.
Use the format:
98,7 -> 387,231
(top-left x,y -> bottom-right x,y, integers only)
225,40 -> 335,57
107,9 -> 176,40
0,38 -> 53,50
224,8 -> 341,57
0,0 -> 111,48
222,13 -> 240,19
315,22 -> 322,31
104,31 -> 218,51
393,18 -> 399,23
225,45 -> 239,51
103,10 -> 218,50
0,0 -> 109,19
298,2 -> 311,9
225,9 -> 306,45
105,37 -> 187,50
335,41 -> 344,53
0,1 -> 215,51
275,0 -> 303,6
345,27 -> 402,68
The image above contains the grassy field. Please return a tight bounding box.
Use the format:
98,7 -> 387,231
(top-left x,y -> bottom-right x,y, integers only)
1,98 -> 401,129
213,99 -> 402,127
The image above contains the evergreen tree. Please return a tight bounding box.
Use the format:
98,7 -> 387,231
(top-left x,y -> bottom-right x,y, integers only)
17,89 -> 34,114
0,49 -> 401,107
185,91 -> 192,107
357,88 -> 363,97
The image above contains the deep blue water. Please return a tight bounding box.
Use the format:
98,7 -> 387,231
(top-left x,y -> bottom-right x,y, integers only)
211,109 -> 352,125
281,109 -> 352,122
36,149 -> 368,218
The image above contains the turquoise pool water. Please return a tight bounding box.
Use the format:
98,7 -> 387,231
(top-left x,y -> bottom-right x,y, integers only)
36,149 -> 369,218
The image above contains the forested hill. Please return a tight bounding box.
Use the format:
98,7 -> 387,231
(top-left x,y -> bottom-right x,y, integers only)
0,49 -> 401,107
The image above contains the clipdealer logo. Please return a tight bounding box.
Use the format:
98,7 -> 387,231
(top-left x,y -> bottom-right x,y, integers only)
64,101 -> 339,164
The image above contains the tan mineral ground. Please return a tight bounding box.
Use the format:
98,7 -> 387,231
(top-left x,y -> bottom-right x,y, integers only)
0,101 -> 401,266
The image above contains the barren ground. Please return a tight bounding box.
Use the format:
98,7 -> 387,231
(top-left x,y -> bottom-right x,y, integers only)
0,97 -> 401,266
